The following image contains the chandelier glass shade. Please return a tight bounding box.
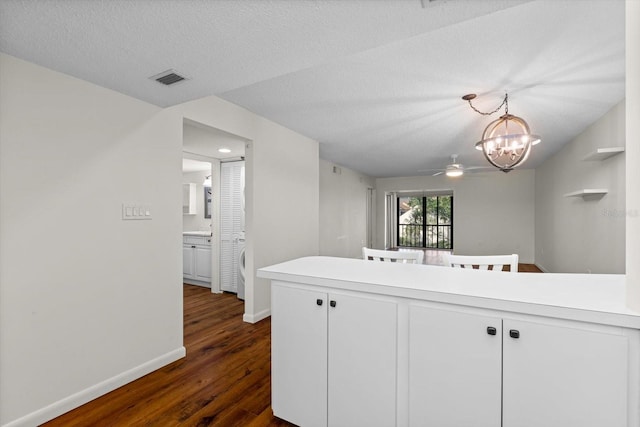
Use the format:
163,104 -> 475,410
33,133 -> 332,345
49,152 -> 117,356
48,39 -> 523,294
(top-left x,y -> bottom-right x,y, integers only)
464,93 -> 541,173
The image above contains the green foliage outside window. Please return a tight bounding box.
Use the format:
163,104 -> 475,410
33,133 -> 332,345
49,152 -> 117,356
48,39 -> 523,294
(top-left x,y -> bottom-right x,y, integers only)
398,195 -> 452,248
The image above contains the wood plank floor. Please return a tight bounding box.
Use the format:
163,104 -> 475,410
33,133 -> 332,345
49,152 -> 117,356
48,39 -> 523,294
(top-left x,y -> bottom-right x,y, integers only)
43,285 -> 294,427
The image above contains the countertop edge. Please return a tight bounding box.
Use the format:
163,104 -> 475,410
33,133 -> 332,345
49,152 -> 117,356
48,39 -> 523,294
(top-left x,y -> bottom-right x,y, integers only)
258,257 -> 640,329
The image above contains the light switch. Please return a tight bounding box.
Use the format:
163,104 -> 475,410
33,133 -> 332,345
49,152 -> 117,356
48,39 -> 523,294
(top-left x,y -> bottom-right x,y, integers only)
122,203 -> 152,220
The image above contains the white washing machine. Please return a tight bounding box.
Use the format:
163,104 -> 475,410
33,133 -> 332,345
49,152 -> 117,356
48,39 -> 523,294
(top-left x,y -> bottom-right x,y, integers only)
237,233 -> 246,300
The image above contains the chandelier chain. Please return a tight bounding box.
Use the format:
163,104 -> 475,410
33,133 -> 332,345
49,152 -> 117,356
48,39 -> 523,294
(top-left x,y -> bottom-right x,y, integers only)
467,93 -> 509,116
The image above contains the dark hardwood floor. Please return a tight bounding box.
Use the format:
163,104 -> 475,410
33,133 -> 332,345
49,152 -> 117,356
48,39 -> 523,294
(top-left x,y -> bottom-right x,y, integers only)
43,285 -> 294,427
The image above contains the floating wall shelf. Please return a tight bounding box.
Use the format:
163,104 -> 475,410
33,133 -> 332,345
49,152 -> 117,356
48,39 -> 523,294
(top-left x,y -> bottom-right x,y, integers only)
564,189 -> 609,198
582,147 -> 625,161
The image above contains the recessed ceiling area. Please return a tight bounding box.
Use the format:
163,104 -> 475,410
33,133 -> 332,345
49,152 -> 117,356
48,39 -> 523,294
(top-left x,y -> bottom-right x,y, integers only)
0,0 -> 625,178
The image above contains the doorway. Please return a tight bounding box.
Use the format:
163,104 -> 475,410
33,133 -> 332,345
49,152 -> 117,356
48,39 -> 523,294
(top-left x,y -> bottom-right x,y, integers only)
181,119 -> 247,298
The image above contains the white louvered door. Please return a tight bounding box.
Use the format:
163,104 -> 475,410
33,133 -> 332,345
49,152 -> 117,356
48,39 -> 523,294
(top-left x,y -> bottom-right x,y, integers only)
220,161 -> 245,293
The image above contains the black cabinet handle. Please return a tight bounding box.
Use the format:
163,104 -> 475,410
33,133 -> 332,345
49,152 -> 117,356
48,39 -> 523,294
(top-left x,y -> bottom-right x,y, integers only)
316,299 -> 323,306
509,329 -> 520,339
330,300 -> 337,308
191,245 -> 196,248
487,326 -> 497,336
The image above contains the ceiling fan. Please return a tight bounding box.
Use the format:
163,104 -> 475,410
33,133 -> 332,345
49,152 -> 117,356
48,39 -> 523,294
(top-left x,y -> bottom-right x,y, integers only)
419,154 -> 492,177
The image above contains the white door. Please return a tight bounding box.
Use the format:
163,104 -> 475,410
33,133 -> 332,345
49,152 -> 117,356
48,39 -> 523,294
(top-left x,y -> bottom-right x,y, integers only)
328,292 -> 397,427
408,305 -> 502,427
220,161 -> 244,292
194,246 -> 212,281
182,245 -> 195,279
271,283 -> 328,427
502,319 -> 628,427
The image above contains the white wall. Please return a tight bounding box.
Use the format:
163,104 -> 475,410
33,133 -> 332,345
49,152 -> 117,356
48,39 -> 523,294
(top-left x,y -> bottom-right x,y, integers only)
0,54 -> 184,426
535,102 -> 625,274
627,0 -> 640,309
319,159 -> 375,259
375,170 -> 536,263
182,170 -> 212,232
0,52 -> 320,425
171,95 -> 319,323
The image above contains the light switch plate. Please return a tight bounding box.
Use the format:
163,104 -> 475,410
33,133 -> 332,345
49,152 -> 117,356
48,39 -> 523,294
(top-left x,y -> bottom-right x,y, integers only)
122,203 -> 152,220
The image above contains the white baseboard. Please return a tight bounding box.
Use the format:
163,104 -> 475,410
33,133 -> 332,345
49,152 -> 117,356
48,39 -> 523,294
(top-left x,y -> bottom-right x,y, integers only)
183,278 -> 211,288
536,263 -> 549,273
243,307 -> 271,324
3,347 -> 186,427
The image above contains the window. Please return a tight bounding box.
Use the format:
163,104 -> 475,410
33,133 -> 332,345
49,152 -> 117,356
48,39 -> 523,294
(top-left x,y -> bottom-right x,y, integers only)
398,194 -> 453,249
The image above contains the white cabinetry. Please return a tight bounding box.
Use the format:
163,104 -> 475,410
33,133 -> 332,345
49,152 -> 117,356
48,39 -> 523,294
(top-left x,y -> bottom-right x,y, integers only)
271,284 -> 327,427
409,304 -> 628,427
183,245 -> 195,277
271,282 -> 397,427
409,306 -> 502,427
502,318 -> 627,427
261,256 -> 640,427
183,235 -> 211,286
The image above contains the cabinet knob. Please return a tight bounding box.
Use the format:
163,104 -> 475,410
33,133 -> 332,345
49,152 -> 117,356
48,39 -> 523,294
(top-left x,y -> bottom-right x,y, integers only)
330,300 -> 337,308
316,299 -> 323,306
487,326 -> 497,336
509,329 -> 520,339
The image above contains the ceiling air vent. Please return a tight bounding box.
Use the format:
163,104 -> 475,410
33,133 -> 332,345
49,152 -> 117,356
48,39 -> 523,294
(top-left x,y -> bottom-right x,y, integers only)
150,69 -> 188,86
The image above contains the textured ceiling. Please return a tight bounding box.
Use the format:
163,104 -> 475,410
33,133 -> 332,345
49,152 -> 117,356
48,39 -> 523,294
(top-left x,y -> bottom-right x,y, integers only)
0,0 -> 625,177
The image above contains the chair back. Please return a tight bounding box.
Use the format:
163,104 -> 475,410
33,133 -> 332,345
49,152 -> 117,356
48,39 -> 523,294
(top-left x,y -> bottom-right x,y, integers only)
442,253 -> 519,273
362,247 -> 424,264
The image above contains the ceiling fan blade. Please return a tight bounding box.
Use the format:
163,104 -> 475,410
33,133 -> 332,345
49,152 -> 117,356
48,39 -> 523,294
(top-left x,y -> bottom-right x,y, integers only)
432,171 -> 444,176
417,168 -> 443,173
465,166 -> 495,171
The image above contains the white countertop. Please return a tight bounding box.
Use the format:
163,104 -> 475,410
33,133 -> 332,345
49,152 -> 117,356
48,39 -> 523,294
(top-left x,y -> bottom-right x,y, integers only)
258,256 -> 640,329
183,231 -> 212,237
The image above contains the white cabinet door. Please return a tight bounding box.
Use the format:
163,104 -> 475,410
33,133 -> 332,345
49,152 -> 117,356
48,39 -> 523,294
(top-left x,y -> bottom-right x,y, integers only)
328,292 -> 397,427
183,245 -> 195,279
271,283 -> 328,427
194,246 -> 211,281
408,305 -> 502,427
503,320 -> 628,427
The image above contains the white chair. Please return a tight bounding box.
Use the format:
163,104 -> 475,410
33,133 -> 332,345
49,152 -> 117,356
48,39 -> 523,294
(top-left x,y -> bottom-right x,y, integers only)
442,253 -> 519,273
362,247 -> 424,264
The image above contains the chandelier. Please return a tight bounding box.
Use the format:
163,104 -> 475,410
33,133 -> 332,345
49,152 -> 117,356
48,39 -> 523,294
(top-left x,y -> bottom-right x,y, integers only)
463,93 -> 541,173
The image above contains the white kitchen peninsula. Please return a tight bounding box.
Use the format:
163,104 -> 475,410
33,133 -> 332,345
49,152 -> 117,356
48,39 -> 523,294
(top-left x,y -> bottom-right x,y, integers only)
258,256 -> 640,427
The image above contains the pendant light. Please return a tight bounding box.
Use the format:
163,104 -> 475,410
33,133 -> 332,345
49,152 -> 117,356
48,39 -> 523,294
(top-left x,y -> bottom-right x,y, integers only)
463,93 -> 541,172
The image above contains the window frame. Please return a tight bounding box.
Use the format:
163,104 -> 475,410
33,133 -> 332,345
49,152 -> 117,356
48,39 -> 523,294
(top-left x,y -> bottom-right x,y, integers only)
396,194 -> 453,249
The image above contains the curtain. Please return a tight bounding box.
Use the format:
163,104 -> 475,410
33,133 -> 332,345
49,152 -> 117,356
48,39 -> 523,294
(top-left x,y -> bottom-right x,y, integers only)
385,192 -> 398,249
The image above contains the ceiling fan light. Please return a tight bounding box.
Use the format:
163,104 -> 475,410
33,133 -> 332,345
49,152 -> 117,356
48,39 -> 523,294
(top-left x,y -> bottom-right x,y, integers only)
445,165 -> 463,177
